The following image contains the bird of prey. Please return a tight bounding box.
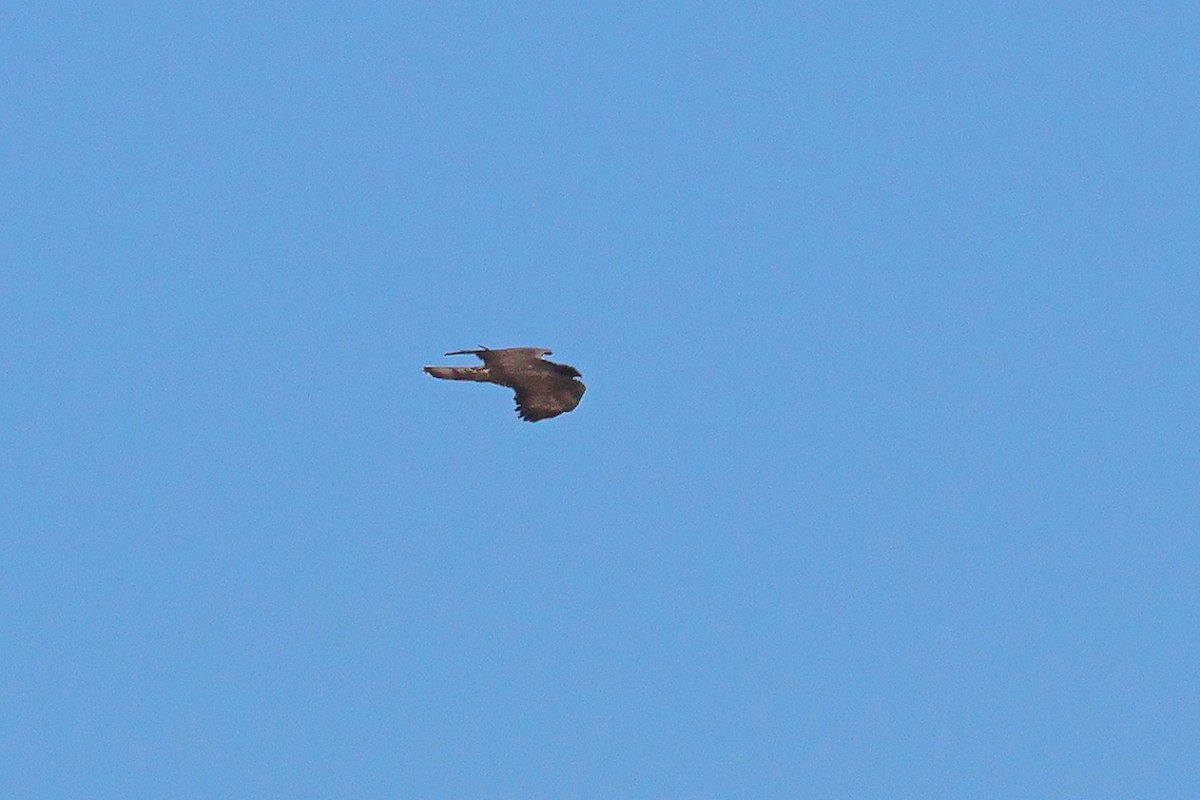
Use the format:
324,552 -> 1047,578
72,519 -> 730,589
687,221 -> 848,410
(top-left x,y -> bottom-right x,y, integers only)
423,346 -> 586,422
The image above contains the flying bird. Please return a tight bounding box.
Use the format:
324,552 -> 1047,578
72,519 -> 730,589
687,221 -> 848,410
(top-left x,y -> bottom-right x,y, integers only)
424,346 -> 586,422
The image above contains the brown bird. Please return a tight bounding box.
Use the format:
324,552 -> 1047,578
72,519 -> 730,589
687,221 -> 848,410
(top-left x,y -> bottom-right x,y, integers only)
424,346 -> 587,422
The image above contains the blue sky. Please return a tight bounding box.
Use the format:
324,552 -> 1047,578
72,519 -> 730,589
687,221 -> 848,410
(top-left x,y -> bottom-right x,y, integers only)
3,3 -> 1197,797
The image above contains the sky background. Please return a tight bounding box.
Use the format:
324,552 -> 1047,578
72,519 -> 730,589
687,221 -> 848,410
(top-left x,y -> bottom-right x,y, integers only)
3,2 -> 1197,797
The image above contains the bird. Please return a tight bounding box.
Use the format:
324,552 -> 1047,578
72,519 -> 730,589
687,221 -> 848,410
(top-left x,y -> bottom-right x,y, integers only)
423,346 -> 586,422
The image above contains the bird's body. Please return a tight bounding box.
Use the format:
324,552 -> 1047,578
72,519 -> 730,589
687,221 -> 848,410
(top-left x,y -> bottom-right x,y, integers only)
424,346 -> 586,422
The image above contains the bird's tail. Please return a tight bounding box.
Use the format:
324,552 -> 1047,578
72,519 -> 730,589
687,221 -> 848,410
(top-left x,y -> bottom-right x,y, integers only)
424,366 -> 492,382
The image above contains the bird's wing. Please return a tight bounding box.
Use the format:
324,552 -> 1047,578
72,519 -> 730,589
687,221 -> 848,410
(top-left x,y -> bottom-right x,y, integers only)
477,348 -> 550,371
512,375 -> 586,421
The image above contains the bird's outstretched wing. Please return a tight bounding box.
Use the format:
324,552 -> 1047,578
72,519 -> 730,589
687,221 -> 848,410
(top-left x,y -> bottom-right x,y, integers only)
512,374 -> 587,421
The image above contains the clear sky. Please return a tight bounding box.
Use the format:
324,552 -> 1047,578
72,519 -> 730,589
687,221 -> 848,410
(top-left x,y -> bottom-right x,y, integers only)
3,3 -> 1197,797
